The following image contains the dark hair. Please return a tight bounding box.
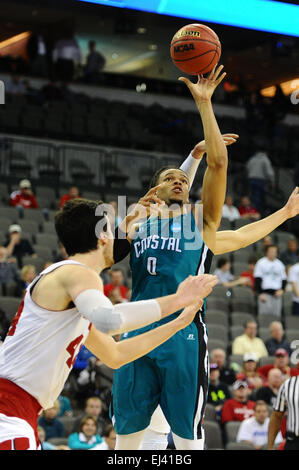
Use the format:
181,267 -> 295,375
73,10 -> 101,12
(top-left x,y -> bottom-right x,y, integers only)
55,198 -> 106,256
254,400 -> 268,411
149,165 -> 188,189
217,257 -> 229,269
102,423 -> 115,438
265,244 -> 278,254
244,320 -> 257,329
79,415 -> 98,432
248,257 -> 257,264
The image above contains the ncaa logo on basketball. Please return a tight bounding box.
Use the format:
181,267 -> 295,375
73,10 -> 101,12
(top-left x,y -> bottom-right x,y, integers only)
174,44 -> 195,53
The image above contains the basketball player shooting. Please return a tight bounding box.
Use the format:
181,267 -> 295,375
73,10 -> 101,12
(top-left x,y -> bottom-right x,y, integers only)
111,64 -> 230,450
0,198 -> 218,450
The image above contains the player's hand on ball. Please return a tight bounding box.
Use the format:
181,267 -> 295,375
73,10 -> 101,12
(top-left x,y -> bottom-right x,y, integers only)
179,64 -> 226,105
177,274 -> 218,306
192,133 -> 239,158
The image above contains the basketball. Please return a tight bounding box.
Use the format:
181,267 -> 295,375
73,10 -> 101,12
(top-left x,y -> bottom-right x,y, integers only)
170,23 -> 221,75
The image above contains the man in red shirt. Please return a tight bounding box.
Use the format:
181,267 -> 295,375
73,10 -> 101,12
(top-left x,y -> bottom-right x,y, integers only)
258,348 -> 299,382
103,269 -> 128,301
59,186 -> 80,208
240,257 -> 256,291
221,380 -> 255,424
238,196 -> 260,221
10,179 -> 38,210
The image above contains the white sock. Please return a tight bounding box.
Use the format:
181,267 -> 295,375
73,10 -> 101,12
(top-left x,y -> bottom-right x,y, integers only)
115,429 -> 146,450
172,429 -> 205,450
139,429 -> 168,450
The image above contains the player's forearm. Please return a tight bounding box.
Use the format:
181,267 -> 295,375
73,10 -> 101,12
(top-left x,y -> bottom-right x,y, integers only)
180,152 -> 203,187
197,101 -> 227,168
268,412 -> 283,449
237,207 -> 289,248
113,316 -> 186,368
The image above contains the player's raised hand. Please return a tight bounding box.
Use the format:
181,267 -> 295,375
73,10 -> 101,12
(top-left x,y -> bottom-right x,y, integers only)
176,274 -> 218,307
178,64 -> 226,104
284,187 -> 299,219
132,184 -> 166,218
192,133 -> 239,158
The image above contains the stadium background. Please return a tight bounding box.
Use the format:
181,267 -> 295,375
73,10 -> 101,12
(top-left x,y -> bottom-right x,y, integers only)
0,0 -> 298,450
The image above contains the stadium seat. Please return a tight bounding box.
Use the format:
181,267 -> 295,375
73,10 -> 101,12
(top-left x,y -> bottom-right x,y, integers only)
231,262 -> 248,276
219,218 -> 231,230
210,285 -> 231,298
23,209 -> 45,225
231,287 -> 255,304
203,421 -> 224,449
231,299 -> 254,314
233,219 -> 251,229
47,437 -> 69,446
257,314 -> 280,328
226,442 -> 255,450
230,312 -> 255,326
207,324 -> 228,342
0,207 -> 19,222
207,339 -> 228,352
286,329 -> 299,343
204,404 -> 217,422
19,220 -> 40,235
43,221 -> 57,235
285,316 -> 299,329
232,250 -> 254,264
230,325 -> 244,341
22,256 -> 46,274
33,244 -> 54,261
259,356 -> 275,367
258,327 -> 270,342
58,416 -> 78,437
69,159 -> 94,186
205,311 -> 229,328
9,151 -> 31,178
224,421 -> 241,444
206,298 -> 229,313
35,233 -> 59,251
228,354 -> 244,368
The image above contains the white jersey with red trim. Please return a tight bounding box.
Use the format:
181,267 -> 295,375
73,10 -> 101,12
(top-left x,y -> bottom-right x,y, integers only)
0,260 -> 93,410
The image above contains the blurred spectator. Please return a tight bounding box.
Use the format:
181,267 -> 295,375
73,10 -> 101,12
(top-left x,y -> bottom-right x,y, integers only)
255,368 -> 284,406
238,196 -> 260,221
72,396 -> 107,435
0,308 -> 10,341
0,246 -> 22,296
52,31 -> 81,81
207,363 -> 231,414
104,269 -> 128,300
21,264 -> 36,290
42,261 -> 52,270
6,75 -> 25,95
288,258 -> 299,316
27,30 -> 49,78
237,400 -> 283,449
38,400 -> 65,440
236,353 -> 264,390
222,195 -> 240,222
213,258 -> 249,288
258,348 -> 299,382
68,416 -> 103,450
73,344 -> 95,377
280,238 -> 298,269
108,287 -> 128,304
83,40 -> 106,84
38,426 -> 69,450
58,394 -> 73,417
210,348 -> 236,385
246,150 -> 275,215
254,245 -> 287,317
91,424 -> 116,450
10,179 -> 39,213
232,320 -> 268,359
221,381 -> 255,424
256,235 -> 273,260
240,257 -> 256,291
59,186 -> 81,208
265,321 -> 292,356
4,224 -> 36,269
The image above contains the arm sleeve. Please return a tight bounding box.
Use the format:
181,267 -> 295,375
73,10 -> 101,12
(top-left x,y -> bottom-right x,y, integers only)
74,289 -> 162,335
180,153 -> 203,188
254,277 -> 262,294
113,227 -> 131,263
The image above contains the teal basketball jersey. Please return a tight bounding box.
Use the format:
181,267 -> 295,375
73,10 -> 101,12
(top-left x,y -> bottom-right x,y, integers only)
129,210 -> 213,325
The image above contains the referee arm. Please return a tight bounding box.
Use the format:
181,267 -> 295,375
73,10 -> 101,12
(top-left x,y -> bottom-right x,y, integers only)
268,410 -> 284,450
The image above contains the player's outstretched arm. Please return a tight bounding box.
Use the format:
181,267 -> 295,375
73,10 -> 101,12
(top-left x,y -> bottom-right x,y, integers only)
214,187 -> 299,255
179,65 -> 228,251
85,302 -> 201,369
64,265 -> 217,336
180,134 -> 239,188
